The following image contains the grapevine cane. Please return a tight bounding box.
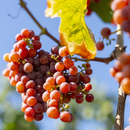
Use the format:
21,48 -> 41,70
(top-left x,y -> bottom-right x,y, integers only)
19,0 -> 60,45
114,24 -> 127,130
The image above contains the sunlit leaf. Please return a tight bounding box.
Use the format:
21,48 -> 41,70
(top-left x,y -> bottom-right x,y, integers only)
45,0 -> 97,59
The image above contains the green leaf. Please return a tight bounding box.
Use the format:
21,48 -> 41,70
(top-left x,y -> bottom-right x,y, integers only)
45,0 -> 97,59
90,0 -> 113,23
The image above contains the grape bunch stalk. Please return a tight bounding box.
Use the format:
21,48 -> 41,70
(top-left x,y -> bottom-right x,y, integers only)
2,28 -> 94,123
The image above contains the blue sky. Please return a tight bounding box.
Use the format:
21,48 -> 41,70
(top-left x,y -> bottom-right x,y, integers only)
0,0 -> 130,129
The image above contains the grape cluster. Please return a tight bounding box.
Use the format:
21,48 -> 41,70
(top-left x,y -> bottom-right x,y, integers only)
110,53 -> 130,94
2,28 -> 53,122
86,0 -> 101,16
111,0 -> 130,33
2,28 -> 94,123
43,46 -> 94,122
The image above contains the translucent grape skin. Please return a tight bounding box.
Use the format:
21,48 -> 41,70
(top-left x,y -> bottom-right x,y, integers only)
25,107 -> 35,117
56,75 -> 66,85
48,99 -> 58,108
63,94 -> 71,103
29,30 -> 35,38
60,111 -> 71,122
60,82 -> 70,93
27,71 -> 36,80
47,107 -> 60,119
42,91 -> 50,102
111,0 -> 127,11
96,41 -> 104,51
121,77 -> 130,94
24,115 -> 34,122
26,80 -> 36,89
18,48 -> 28,58
115,72 -> 124,84
80,73 -> 91,84
24,63 -> 33,73
51,46 -> 59,54
32,36 -> 40,41
40,55 -> 48,64
69,66 -> 78,75
85,68 -> 93,75
59,46 -> 69,57
101,27 -> 111,38
69,82 -> 77,92
85,94 -> 94,102
84,83 -> 92,91
16,81 -> 25,93
33,103 -> 43,113
35,113 -> 44,121
113,9 -> 127,24
69,74 -> 79,83
32,40 -> 42,50
21,28 -> 30,38
55,62 -> 65,71
110,67 -> 119,77
121,21 -> 130,33
27,96 -> 37,107
76,93 -> 84,104
122,65 -> 130,78
50,90 -> 61,101
26,88 -> 36,97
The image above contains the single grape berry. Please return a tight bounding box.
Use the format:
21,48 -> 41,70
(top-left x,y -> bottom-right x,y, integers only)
96,41 -> 104,51
85,94 -> 94,102
101,27 -> 111,38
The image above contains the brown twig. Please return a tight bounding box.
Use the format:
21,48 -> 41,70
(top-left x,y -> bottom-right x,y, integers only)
71,56 -> 115,64
19,0 -> 60,45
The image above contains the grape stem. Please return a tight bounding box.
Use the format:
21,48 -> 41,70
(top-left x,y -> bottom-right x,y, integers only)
19,0 -> 60,45
71,56 -> 114,64
110,29 -> 122,35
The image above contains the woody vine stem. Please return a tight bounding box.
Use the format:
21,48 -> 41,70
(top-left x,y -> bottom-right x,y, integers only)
114,24 -> 127,130
19,0 -> 127,129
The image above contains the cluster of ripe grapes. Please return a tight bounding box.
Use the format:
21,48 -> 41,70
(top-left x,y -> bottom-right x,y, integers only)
111,0 -> 130,33
2,29 -> 94,122
110,53 -> 130,94
86,0 -> 101,16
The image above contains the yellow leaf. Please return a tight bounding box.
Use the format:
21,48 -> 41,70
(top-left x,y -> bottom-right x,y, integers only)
45,0 -> 97,59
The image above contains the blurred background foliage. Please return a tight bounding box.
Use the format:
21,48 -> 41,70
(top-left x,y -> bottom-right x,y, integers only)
0,77 -> 38,130
0,77 -> 116,130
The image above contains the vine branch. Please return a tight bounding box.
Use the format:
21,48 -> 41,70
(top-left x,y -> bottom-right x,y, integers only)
19,0 -> 60,45
114,24 -> 126,130
71,56 -> 114,64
